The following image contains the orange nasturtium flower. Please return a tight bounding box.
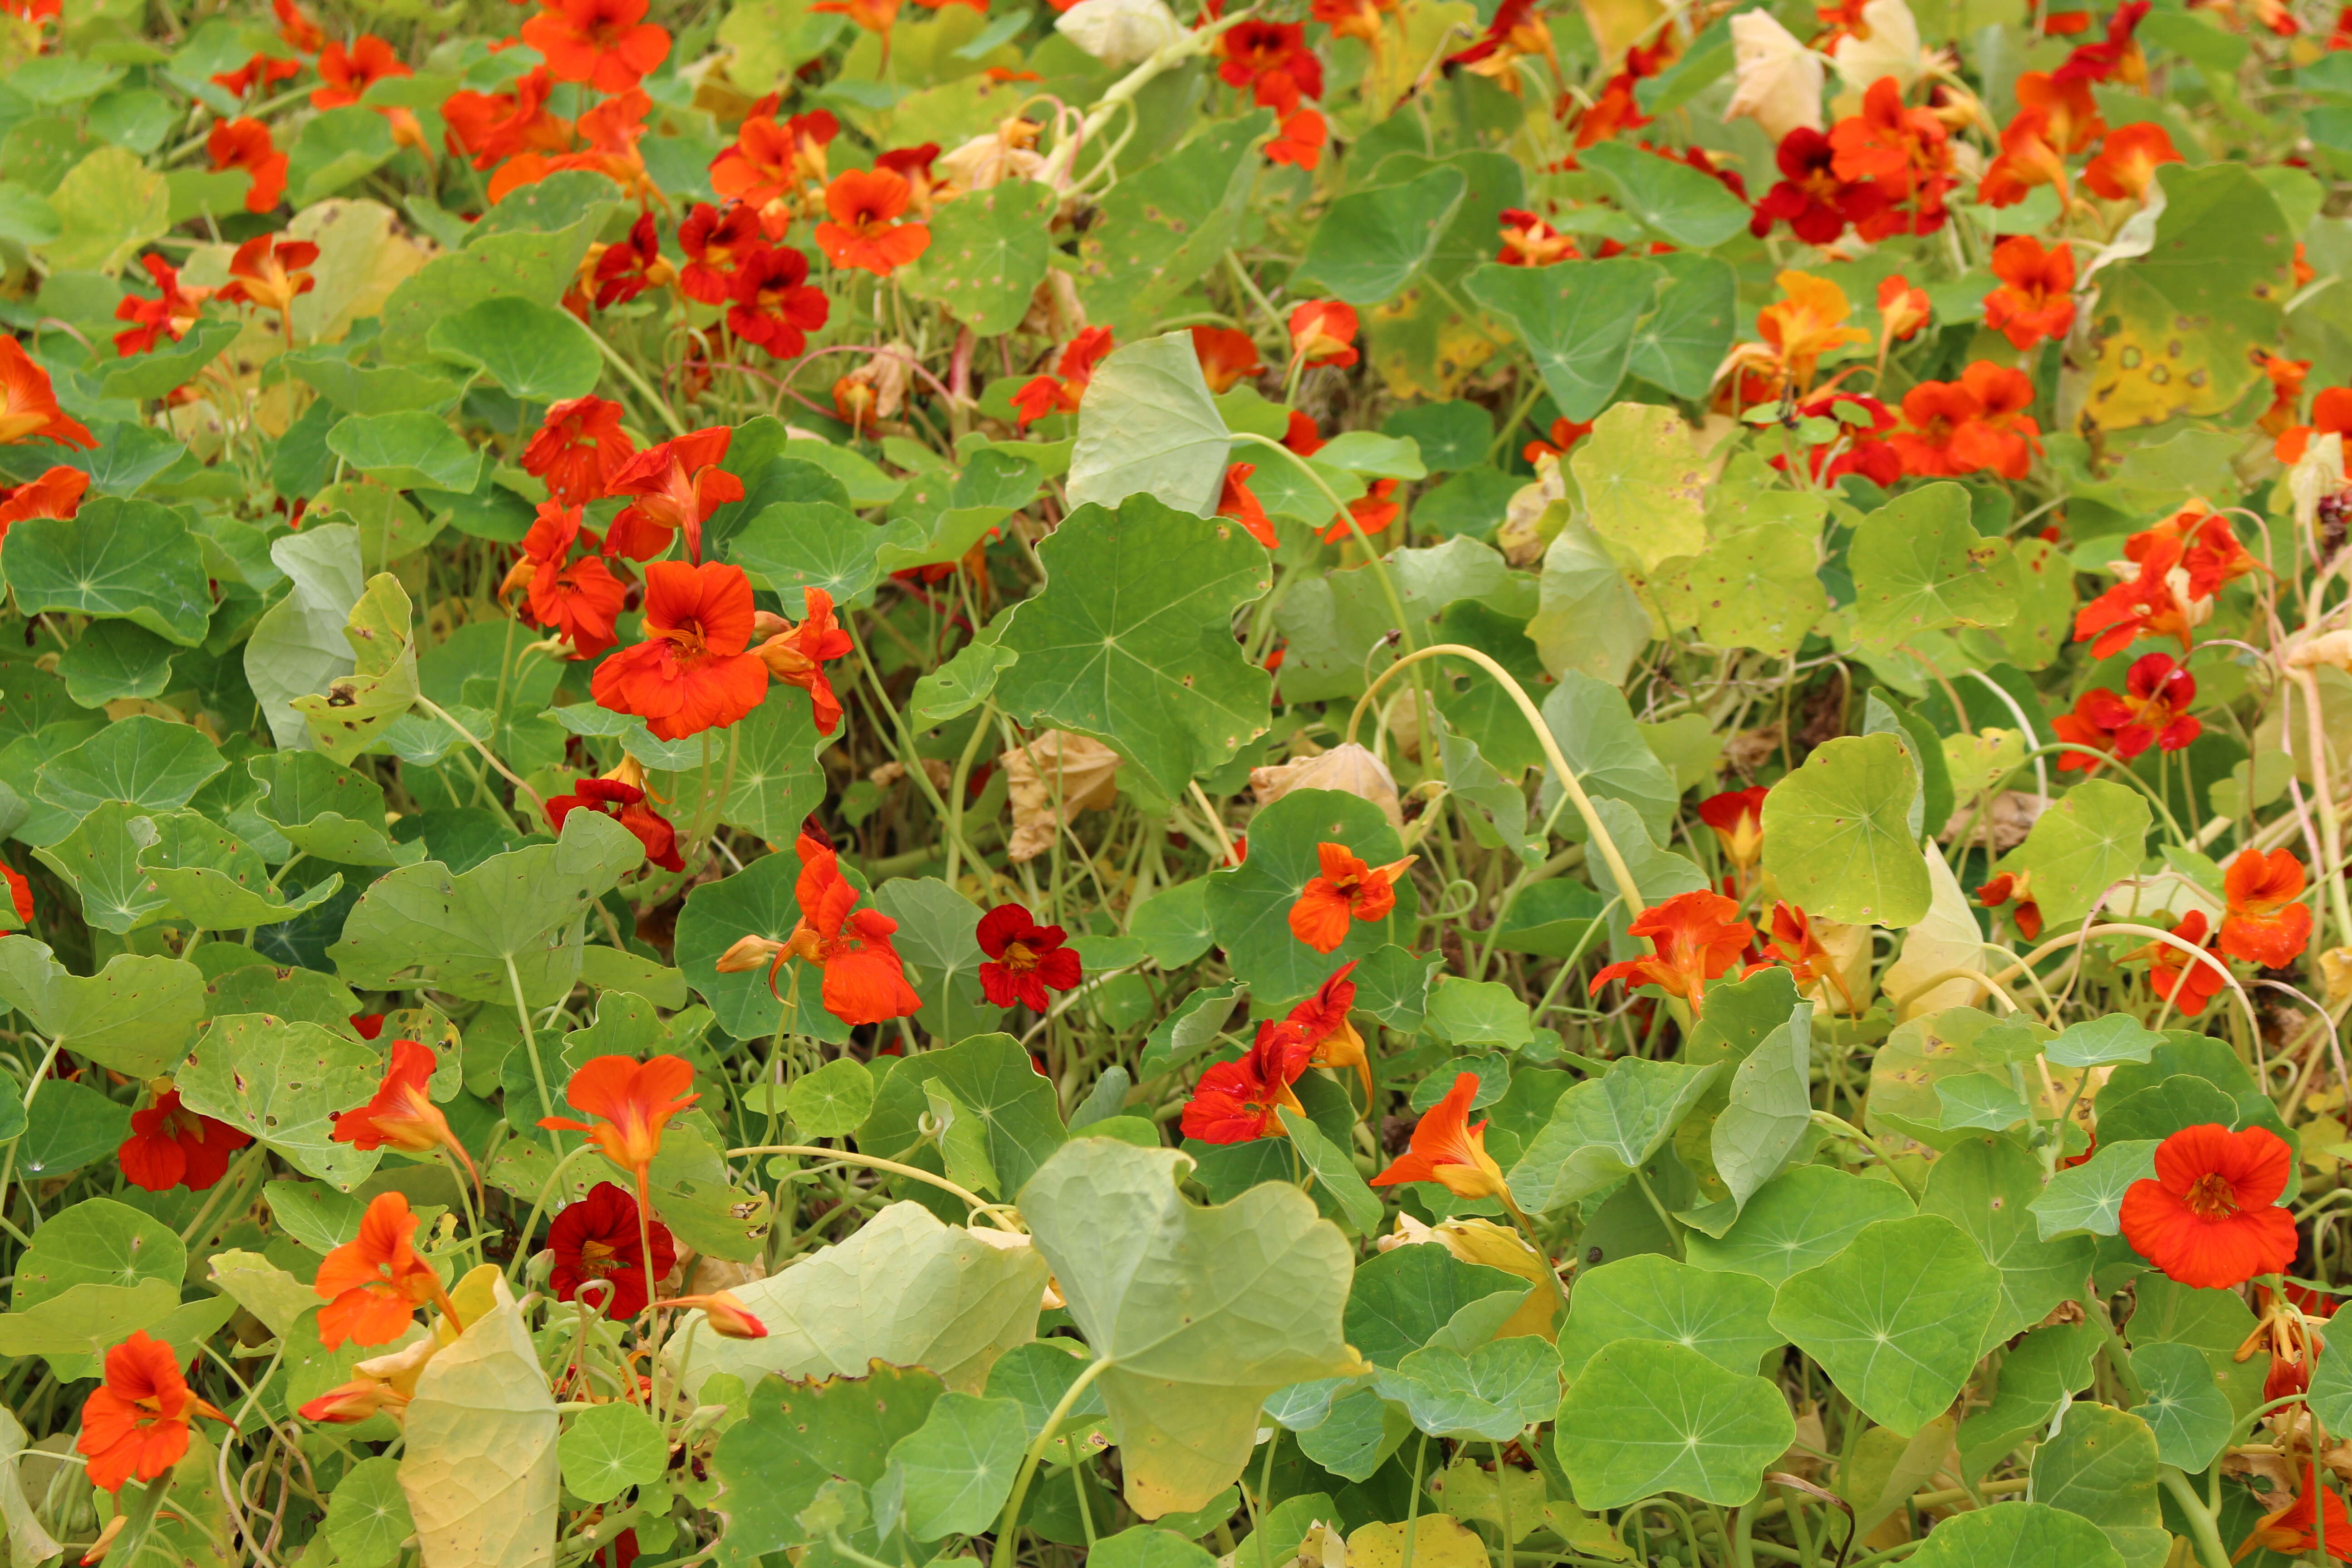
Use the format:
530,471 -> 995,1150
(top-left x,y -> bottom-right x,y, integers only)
539,1054 -> 700,1203
1191,325 -> 1266,393
1289,842 -> 1418,953
2218,847 -> 2314,969
1287,300 -> 1359,369
2082,120 -> 2181,202
297,1334 -> 438,1425
1695,786 -> 1769,871
522,0 -> 671,91
215,234 -> 319,347
1181,1019 -> 1314,1144
1288,961 -> 1372,1102
2128,909 -> 2229,1017
330,1038 -> 482,1199
314,1192 -> 462,1349
656,1292 -> 769,1339
206,116 -> 288,213
1981,233 -> 2076,352
1371,1071 -> 1509,1202
590,561 -> 770,742
2236,1468 -> 2352,1564
1875,274 -> 1930,344
601,425 -> 743,563
1761,902 -> 1856,1014
2118,1123 -> 2298,1291
1755,270 -> 1870,393
750,587 -> 854,735
77,1331 -> 230,1492
0,338 -> 96,451
787,833 -> 922,1025
1589,890 -> 1754,1006
815,168 -> 930,276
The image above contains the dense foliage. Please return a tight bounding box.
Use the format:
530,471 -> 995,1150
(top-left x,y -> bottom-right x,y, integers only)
14,0 -> 2352,1561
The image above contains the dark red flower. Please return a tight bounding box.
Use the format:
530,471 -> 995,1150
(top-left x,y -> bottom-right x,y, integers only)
975,903 -> 1082,1010
545,775 -> 685,872
118,1088 -> 254,1193
548,1181 -> 677,1319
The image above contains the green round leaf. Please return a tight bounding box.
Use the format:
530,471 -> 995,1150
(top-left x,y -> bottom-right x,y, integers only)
1760,731 -> 1932,928
1200,787 -> 1418,1004
1554,1338 -> 1794,1510
1556,1254 -> 1782,1383
558,1401 -> 667,1506
426,294 -> 602,402
1907,1502 -> 2127,1568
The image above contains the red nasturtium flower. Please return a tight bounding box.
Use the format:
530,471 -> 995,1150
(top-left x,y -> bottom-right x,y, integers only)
549,1181 -> 676,1319
2120,1123 -> 2298,1289
1218,20 -> 1323,115
523,0 -> 671,90
1012,327 -> 1114,427
593,561 -> 769,741
1749,127 -> 1890,245
113,255 -> 210,357
0,466 -> 89,534
207,117 -> 288,212
1982,234 -> 2076,351
523,395 -> 637,508
1975,871 -> 2043,940
118,1087 -> 254,1193
215,234 -> 320,342
1265,108 -> 1327,171
1181,1019 -> 1313,1144
547,765 -> 686,872
500,502 -> 627,659
815,168 -> 930,275
2130,909 -> 2228,1017
77,1332 -> 229,1492
1371,1072 -> 1509,1202
975,903 -> 1082,1010
1288,961 -> 1371,1101
311,34 -> 409,109
784,832 -> 922,1024
2220,848 -> 2314,968
211,49 -> 301,98
876,142 -> 942,214
2073,507 -> 2255,658
315,1192 -> 461,1349
443,67 -> 571,170
1497,208 -> 1578,266
1322,478 -> 1400,544
750,588 -> 854,734
274,0 -> 324,50
1217,464 -> 1277,548
1696,786 -> 1769,872
2237,1470 -> 2352,1564
602,426 -> 744,562
540,1054 -> 699,1204
1288,301 -> 1358,369
728,245 -> 830,360
1191,326 -> 1266,394
1289,842 -> 1418,953
1889,361 -> 2040,480
2051,652 -> 2200,773
586,213 -> 674,313
1590,891 -> 1754,1005
1760,902 -> 1856,1013
1523,417 -> 1594,464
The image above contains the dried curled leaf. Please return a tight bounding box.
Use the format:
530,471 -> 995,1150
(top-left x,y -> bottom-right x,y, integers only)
1251,743 -> 1403,830
1002,730 -> 1123,862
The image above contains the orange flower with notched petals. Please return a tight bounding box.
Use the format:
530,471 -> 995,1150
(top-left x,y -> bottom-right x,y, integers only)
331,1037 -> 474,1162
538,1054 -> 699,1200
522,395 -> 636,508
1756,270 -> 1870,393
113,255 -> 210,358
1191,326 -> 1265,393
312,34 -> 409,109
1889,360 -> 2039,480
1371,1072 -> 1509,1202
2276,385 -> 2352,466
2012,68 -> 2102,152
314,1192 -> 460,1349
1982,234 -> 2075,350
1012,328 -> 1114,427
2083,121 -> 2181,201
1288,961 -> 1371,1102
602,426 -> 743,562
0,346 -> 77,453
1217,464 -> 1277,549
213,50 -> 301,98
523,0 -> 671,91
1497,209 -> 1578,266
1976,106 -> 2069,208
2119,1123 -> 2298,1289
0,466 -> 90,535
214,234 -> 319,345
1761,901 -> 1856,1013
1289,842 -> 1417,953
1876,274 -> 1930,343
1322,478 -> 1400,543
2235,1471 -> 2352,1564
1975,871 -> 2043,940
591,561 -> 769,741
1288,301 -> 1358,369
206,117 -> 287,213
2220,848 -> 2313,968
78,1332 -> 229,1492
2127,909 -> 2229,1017
2259,354 -> 2311,440
499,502 -> 627,660
1265,109 -> 1328,170
750,587 -> 853,734
442,67 -> 571,170
1696,786 -> 1768,871
783,832 -> 922,1025
815,169 -> 930,276
1589,890 -> 1754,1005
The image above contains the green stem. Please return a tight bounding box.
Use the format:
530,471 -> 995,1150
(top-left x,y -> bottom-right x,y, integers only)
2159,1466 -> 2232,1568
507,954 -> 561,1155
989,1358 -> 1112,1568
582,320 -> 687,437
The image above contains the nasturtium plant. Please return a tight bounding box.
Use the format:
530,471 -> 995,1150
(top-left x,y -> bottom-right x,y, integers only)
0,0 -> 2347,1563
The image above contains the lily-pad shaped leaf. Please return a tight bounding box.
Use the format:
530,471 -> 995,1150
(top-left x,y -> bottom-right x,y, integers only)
1995,779 -> 2151,931
1462,259 -> 1661,424
1,499 -> 211,646
856,1032 -> 1066,1201
1504,1056 -> 1717,1214
2129,1341 -> 2233,1472
1579,142 -> 1753,249
176,1013 -> 383,1189
1554,1339 -> 1794,1510
1373,1337 -> 1560,1441
1019,1141 -> 1365,1519
2028,1138 -> 2158,1241
0,938 -> 203,1078
1556,1255 -> 1783,1383
713,1364 -> 944,1557
329,808 -> 645,1007
2027,1402 -> 2167,1568
556,1402 -> 667,1507
325,411 -> 484,494
1065,332 -> 1229,518
1293,167 -> 1467,305
1921,1134 -> 2096,1344
1769,1215 -> 2003,1436
34,714 -> 224,818
727,501 -> 900,610
875,1392 -> 1029,1542
994,492 -> 1271,801
425,294 -> 601,402
901,178 -> 1054,335
1846,482 -> 2019,646
55,620 -> 179,707
1201,789 -> 1418,1004
32,800 -> 170,933
1760,731 -> 1931,928
12,1196 -> 183,1308
137,812 -> 345,931
249,750 -> 424,867
2045,1014 -> 2164,1068
1905,1502 -> 2126,1568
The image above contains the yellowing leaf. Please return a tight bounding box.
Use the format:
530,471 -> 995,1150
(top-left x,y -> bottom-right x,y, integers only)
399,1273 -> 559,1568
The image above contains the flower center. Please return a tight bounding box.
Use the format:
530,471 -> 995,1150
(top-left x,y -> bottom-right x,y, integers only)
1001,941 -> 1036,972
2185,1171 -> 2239,1220
580,1239 -> 620,1276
